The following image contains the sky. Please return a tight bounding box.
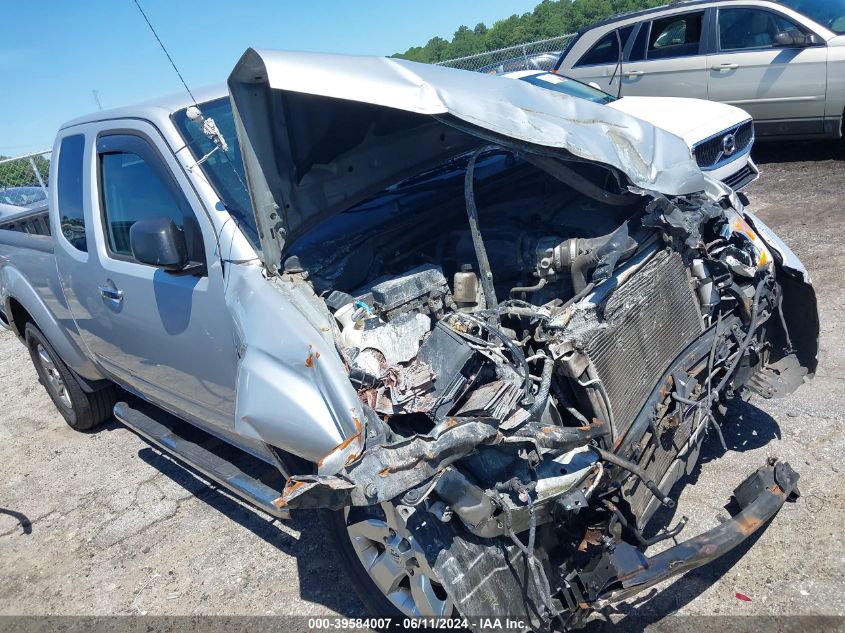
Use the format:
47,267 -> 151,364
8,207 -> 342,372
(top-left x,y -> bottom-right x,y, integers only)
0,0 -> 540,156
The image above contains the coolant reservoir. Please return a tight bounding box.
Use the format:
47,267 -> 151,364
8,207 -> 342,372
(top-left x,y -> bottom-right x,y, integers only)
453,264 -> 479,312
335,301 -> 369,349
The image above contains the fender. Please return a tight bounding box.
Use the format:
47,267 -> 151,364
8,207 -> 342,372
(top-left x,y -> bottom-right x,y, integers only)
225,263 -> 365,464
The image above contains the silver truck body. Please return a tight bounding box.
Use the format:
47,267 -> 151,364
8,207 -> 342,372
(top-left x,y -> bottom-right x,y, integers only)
0,50 -> 818,628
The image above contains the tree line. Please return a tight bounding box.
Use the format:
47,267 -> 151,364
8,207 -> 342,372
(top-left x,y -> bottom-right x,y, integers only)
393,0 -> 665,63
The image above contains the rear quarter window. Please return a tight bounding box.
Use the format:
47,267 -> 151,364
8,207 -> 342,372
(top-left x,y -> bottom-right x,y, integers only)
575,26 -> 634,67
56,134 -> 87,252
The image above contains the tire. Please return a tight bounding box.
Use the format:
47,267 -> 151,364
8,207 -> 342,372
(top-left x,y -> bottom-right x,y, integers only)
25,323 -> 116,431
324,503 -> 453,623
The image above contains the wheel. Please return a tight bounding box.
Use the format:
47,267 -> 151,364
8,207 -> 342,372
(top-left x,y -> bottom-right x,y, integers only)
25,323 -> 116,431
326,502 -> 453,620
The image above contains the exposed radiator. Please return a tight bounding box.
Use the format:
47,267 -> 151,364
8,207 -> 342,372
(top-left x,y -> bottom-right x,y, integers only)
581,250 -> 703,442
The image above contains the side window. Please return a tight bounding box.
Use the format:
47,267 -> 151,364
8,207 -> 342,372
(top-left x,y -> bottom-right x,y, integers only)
57,134 -> 87,252
98,137 -> 204,264
647,11 -> 704,59
576,26 -> 634,67
719,8 -> 803,51
629,22 -> 650,62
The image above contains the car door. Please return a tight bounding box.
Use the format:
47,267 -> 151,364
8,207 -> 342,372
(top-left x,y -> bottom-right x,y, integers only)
54,120 -> 238,429
619,9 -> 709,99
564,25 -> 635,96
706,5 -> 828,134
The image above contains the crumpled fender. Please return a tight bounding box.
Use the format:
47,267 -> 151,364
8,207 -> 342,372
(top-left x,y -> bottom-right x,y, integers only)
225,263 -> 366,463
744,210 -> 819,380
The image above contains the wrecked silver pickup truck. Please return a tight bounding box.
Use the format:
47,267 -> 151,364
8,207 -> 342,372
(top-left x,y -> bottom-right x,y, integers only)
1,49 -> 818,629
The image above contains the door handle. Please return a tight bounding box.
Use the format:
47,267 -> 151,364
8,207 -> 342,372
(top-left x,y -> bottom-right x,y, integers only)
98,284 -> 124,303
712,63 -> 739,71
623,70 -> 644,77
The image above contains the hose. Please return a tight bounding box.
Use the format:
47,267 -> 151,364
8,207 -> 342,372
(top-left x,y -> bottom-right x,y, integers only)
603,500 -> 688,547
510,278 -> 547,297
548,283 -> 595,323
591,447 -> 675,508
464,147 -> 499,317
569,224 -> 639,293
571,250 -> 600,294
715,276 -> 770,394
528,355 -> 554,420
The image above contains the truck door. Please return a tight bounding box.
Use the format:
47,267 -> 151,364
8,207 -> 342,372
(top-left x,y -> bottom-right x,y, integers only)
53,121 -> 238,429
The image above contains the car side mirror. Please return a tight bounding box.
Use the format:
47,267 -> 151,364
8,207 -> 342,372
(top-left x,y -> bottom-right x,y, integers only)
129,217 -> 188,272
775,31 -> 798,46
775,30 -> 819,47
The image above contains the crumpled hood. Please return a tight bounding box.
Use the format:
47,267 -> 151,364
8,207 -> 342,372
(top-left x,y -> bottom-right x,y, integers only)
227,48 -> 705,272
608,97 -> 752,149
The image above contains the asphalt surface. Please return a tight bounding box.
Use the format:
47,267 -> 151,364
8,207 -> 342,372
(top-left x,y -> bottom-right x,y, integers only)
0,140 -> 843,629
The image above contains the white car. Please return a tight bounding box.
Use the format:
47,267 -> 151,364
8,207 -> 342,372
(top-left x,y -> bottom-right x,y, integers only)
504,70 -> 759,190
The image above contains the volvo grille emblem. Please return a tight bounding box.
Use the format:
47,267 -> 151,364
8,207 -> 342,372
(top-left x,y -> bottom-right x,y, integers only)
722,133 -> 738,156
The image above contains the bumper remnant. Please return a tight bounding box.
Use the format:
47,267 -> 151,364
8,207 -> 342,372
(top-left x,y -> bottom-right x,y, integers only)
564,459 -> 800,613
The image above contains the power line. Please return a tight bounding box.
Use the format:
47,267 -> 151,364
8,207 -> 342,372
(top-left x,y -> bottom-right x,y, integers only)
131,0 -> 198,105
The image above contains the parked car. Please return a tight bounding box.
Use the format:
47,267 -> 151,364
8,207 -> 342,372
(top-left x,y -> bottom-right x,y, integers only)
0,50 -> 817,629
503,69 -> 759,189
555,0 -> 845,140
0,186 -> 48,217
476,51 -> 562,74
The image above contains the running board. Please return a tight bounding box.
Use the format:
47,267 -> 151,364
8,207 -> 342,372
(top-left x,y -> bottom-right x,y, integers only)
113,401 -> 290,520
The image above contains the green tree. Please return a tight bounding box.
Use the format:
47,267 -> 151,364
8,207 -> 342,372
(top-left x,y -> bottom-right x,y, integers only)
392,0 -> 666,62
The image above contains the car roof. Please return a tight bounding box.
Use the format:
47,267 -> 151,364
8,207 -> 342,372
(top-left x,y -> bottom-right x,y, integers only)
576,0 -> 789,33
59,84 -> 229,131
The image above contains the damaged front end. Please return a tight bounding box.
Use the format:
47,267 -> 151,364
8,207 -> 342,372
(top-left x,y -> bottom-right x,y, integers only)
228,50 -> 818,631
274,173 -> 814,629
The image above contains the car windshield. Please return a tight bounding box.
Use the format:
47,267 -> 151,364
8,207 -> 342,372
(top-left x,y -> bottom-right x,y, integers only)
781,0 -> 845,34
172,97 -> 260,250
0,186 -> 46,207
518,72 -> 617,105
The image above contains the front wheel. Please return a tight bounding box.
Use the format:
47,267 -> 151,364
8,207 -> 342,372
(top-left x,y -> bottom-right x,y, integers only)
325,502 -> 453,621
25,323 -> 116,431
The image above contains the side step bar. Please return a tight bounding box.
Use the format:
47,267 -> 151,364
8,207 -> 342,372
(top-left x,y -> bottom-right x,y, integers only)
113,401 -> 290,520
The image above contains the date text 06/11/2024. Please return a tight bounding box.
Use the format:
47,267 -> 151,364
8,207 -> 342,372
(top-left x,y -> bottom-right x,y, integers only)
306,618 -> 528,630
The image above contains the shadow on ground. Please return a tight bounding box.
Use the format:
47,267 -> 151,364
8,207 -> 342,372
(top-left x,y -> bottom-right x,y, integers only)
136,446 -> 366,619
583,400 -> 785,632
752,139 -> 844,165
125,396 -> 785,625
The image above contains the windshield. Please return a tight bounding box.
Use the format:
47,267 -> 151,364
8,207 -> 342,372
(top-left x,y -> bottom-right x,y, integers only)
517,72 -> 617,105
781,0 -> 845,33
172,97 -> 260,250
0,186 -> 46,208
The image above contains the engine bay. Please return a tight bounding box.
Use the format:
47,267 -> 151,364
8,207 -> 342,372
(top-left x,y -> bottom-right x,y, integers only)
277,148 -> 816,630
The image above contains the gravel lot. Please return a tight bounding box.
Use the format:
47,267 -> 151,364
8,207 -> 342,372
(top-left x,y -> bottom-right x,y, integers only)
0,140 -> 843,629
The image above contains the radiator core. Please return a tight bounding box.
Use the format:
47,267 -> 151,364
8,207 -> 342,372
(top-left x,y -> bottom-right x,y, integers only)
581,250 -> 703,442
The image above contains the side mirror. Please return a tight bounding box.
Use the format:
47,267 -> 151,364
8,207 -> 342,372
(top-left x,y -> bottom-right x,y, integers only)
775,31 -> 799,46
775,30 -> 819,47
129,217 -> 188,272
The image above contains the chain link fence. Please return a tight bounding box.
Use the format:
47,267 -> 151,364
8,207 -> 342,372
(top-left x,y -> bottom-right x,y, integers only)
435,33 -> 575,73
0,150 -> 51,210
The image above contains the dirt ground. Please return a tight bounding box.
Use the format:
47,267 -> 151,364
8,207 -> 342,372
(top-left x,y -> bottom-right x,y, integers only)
0,140 -> 843,629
